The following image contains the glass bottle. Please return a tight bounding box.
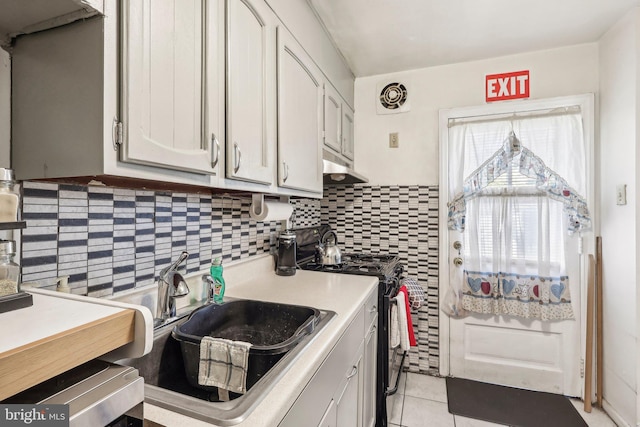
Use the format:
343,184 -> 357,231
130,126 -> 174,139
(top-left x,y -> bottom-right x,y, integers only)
0,240 -> 20,297
0,168 -> 20,223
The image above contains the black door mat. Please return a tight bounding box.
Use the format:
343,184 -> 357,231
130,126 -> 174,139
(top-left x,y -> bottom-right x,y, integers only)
446,377 -> 588,427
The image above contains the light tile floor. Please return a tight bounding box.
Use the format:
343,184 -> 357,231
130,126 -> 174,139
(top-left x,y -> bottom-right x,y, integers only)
388,373 -> 618,427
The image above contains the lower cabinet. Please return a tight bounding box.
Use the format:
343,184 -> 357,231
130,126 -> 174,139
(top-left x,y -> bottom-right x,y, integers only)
279,287 -> 377,427
336,349 -> 364,427
362,316 -> 378,427
318,400 -> 337,427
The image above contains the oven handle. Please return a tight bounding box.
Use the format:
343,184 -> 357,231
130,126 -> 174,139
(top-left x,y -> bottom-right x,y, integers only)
386,349 -> 407,396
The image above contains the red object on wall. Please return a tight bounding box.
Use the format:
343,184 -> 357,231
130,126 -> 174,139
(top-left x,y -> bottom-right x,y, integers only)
485,70 -> 530,102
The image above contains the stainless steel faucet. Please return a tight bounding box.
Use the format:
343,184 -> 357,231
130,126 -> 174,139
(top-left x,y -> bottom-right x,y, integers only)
156,251 -> 190,324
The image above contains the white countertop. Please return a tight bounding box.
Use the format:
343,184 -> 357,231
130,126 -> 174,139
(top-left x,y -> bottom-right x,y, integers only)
0,293 -> 126,353
0,289 -> 153,400
143,254 -> 378,427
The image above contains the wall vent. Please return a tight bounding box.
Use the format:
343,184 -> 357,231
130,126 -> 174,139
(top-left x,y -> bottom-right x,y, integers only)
376,80 -> 410,115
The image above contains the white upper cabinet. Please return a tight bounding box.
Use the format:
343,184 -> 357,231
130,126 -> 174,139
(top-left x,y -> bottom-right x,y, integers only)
341,105 -> 355,161
226,0 -> 276,185
323,83 -> 355,164
121,0 -> 220,175
323,83 -> 342,154
277,26 -> 323,194
10,0 -> 354,196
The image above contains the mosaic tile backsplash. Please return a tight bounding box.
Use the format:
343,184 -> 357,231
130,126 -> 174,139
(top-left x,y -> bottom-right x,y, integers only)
21,182 -> 285,297
20,181 -> 439,374
320,185 -> 440,375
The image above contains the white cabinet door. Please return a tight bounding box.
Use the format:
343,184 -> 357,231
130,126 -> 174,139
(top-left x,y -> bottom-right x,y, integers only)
362,319 -> 378,427
226,0 -> 275,185
121,0 -> 219,175
323,83 -> 342,154
276,26 -> 323,193
318,399 -> 337,427
336,351 -> 363,427
341,104 -> 355,160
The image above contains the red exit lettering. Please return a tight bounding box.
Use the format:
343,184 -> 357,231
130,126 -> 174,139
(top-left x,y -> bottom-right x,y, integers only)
485,70 -> 530,102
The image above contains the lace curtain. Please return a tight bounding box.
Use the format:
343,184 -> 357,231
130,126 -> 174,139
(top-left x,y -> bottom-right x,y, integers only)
444,111 -> 588,320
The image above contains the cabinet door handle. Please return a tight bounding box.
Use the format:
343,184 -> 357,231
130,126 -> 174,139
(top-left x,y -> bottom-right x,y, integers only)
211,134 -> 220,168
234,142 -> 242,173
369,305 -> 377,313
283,161 -> 289,182
346,365 -> 358,379
368,324 -> 377,338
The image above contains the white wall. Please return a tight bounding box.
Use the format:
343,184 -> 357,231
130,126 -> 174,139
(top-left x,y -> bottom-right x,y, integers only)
599,8 -> 639,426
354,43 -> 599,186
0,48 -> 9,168
353,18 -> 639,426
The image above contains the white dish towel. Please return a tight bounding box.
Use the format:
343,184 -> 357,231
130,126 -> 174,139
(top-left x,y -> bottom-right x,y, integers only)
390,301 -> 400,349
198,337 -> 252,396
395,289 -> 410,351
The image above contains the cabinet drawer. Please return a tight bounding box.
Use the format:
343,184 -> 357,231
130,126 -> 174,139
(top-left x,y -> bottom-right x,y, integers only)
279,307 -> 365,427
364,287 -> 378,333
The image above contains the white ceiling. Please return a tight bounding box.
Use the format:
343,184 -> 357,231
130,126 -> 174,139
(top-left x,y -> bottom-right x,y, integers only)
310,0 -> 640,77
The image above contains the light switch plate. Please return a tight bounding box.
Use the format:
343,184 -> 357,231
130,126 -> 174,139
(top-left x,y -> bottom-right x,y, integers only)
389,132 -> 399,148
616,184 -> 627,205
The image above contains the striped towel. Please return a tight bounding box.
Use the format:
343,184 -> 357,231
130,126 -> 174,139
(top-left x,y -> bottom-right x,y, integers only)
198,337 -> 252,395
395,290 -> 410,351
390,301 -> 400,349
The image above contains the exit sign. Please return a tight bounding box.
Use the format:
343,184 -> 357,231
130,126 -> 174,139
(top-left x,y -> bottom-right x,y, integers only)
485,70 -> 530,102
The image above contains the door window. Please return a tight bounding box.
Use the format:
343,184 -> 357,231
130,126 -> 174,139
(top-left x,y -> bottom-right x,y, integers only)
446,110 -> 590,320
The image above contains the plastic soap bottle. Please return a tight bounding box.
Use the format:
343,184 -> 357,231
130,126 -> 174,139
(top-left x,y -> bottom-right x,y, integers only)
56,276 -> 71,293
210,258 -> 225,304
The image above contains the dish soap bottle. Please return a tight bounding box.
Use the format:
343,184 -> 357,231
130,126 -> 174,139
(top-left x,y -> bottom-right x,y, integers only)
56,276 -> 71,293
210,258 -> 225,304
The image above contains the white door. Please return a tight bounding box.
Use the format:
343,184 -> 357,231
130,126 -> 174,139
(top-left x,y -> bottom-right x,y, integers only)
341,105 -> 355,160
318,400 -> 337,427
336,351 -> 363,427
121,0 -> 219,175
323,83 -> 342,154
226,0 -> 275,185
362,319 -> 377,427
276,26 -> 323,193
440,95 -> 594,397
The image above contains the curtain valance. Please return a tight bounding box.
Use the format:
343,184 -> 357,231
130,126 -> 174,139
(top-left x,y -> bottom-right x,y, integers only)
447,132 -> 591,234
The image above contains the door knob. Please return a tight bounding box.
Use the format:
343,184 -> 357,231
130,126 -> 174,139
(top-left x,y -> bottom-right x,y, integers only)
453,241 -> 462,250
453,257 -> 463,267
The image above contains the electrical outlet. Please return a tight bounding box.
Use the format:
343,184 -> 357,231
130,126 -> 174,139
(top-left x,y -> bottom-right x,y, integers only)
270,231 -> 277,245
389,132 -> 399,148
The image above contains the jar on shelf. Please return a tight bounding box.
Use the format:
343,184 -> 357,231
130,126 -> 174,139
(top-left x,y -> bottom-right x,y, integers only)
0,168 -> 19,223
0,240 -> 19,297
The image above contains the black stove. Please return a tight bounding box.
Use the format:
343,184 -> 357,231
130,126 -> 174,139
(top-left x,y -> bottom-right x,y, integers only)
293,225 -> 404,427
299,253 -> 401,280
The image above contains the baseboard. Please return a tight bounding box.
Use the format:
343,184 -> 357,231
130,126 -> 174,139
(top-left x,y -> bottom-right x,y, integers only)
602,399 -> 631,427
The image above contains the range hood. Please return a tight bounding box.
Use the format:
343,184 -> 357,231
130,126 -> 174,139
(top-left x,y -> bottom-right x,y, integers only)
323,150 -> 368,185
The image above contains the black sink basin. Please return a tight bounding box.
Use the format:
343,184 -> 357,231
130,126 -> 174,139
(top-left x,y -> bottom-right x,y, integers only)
172,300 -> 321,396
